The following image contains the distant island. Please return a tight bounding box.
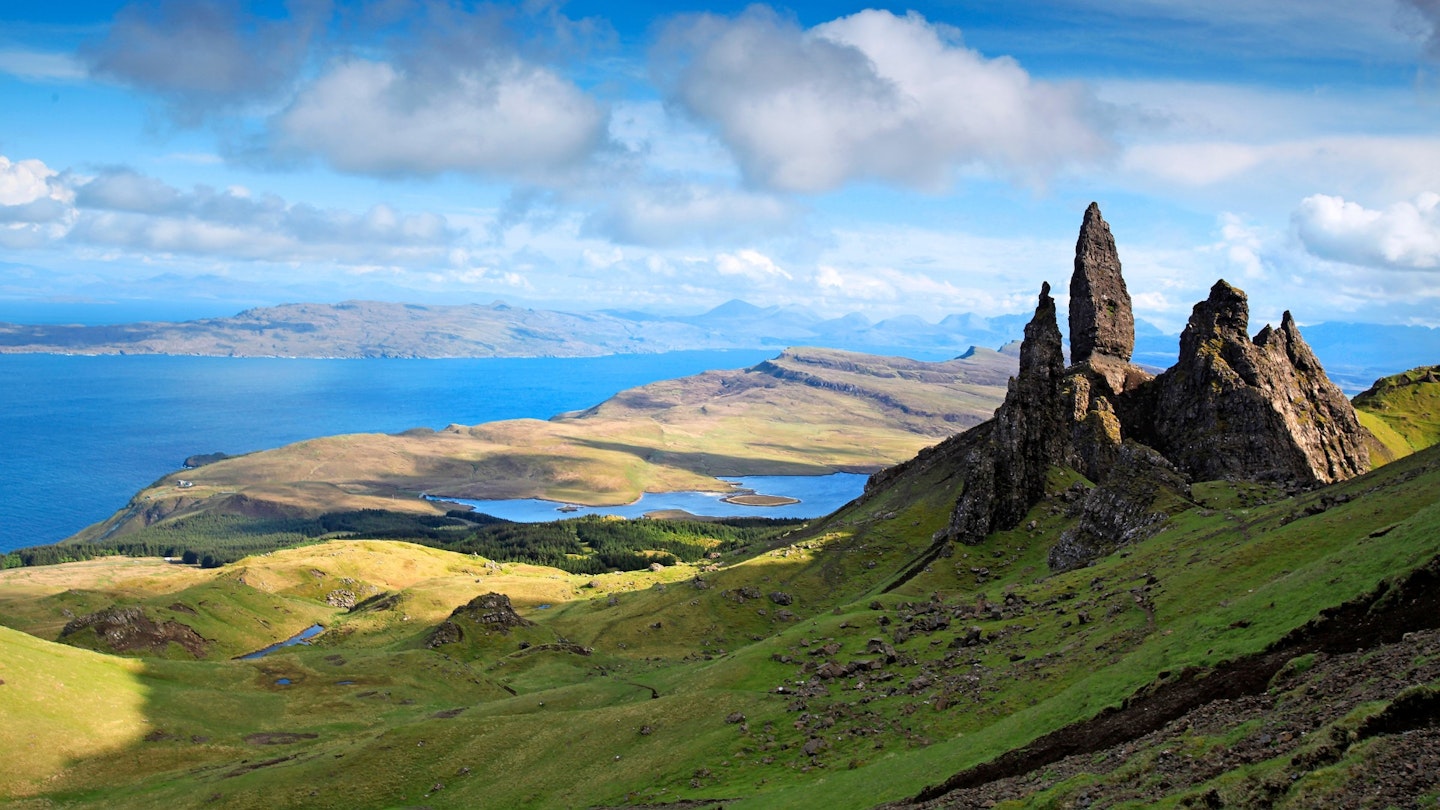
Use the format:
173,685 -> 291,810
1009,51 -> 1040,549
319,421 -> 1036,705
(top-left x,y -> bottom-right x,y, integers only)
2,297 -> 1435,392
0,298 -> 1031,360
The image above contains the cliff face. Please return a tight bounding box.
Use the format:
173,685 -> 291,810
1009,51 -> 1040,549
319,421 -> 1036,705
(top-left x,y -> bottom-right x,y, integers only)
937,203 -> 1371,563
1140,283 -> 1370,486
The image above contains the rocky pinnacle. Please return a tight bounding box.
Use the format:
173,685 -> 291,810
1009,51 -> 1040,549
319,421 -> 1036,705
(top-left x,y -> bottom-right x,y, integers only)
947,281 -> 1068,544
1069,202 -> 1135,364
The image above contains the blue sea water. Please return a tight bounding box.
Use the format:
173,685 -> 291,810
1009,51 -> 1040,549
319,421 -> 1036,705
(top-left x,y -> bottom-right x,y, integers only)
441,473 -> 869,522
0,350 -> 776,552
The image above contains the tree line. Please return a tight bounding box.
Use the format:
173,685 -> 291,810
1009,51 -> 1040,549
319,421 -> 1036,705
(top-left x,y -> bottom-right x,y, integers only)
3,509 -> 804,575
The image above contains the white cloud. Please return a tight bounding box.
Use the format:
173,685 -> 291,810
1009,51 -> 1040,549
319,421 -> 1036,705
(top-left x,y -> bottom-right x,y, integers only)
0,156 -> 66,206
1293,193 -> 1440,270
0,156 -> 462,268
0,156 -> 76,247
1124,138 -> 1440,196
656,8 -> 1115,193
271,58 -> 609,179
714,249 -> 791,281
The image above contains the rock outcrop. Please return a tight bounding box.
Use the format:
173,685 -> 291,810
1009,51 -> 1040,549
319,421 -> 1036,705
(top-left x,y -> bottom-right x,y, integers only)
1047,443 -> 1192,572
1139,282 -> 1369,486
1069,203 -> 1135,364
932,202 -> 1372,564
60,605 -> 209,658
427,592 -> 534,648
946,283 -> 1068,544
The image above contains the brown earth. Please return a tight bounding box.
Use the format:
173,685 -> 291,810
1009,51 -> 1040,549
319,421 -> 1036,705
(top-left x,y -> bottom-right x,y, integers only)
889,556 -> 1440,809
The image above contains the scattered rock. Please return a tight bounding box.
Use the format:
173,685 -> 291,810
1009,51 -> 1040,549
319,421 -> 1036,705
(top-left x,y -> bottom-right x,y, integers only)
324,589 -> 356,609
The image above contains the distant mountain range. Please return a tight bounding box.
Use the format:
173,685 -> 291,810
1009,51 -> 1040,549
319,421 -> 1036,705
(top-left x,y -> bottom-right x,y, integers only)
0,298 -> 1433,391
0,298 -> 1032,361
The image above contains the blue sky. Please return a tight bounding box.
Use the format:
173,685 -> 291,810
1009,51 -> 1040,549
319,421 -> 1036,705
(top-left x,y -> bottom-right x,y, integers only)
1,0 -> 1438,331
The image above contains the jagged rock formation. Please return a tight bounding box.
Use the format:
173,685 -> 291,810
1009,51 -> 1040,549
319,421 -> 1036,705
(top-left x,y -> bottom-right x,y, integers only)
936,202 -> 1371,564
1137,282 -> 1369,486
946,283 -> 1069,544
1047,443 -> 1192,573
1069,203 -> 1134,364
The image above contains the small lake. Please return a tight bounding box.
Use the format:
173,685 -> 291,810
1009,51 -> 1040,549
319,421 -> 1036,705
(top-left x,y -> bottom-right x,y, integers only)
238,623 -> 325,660
439,473 -> 870,522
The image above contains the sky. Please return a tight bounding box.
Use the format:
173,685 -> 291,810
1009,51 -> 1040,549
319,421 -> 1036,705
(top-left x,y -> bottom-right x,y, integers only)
1,0 -> 1439,331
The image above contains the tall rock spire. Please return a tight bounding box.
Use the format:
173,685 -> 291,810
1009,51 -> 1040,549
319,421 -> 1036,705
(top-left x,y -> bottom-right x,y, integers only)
1069,202 -> 1135,364
946,282 -> 1068,544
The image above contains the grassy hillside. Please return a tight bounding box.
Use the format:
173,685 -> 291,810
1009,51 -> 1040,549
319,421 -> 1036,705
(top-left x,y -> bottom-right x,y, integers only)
68,347 -> 1012,542
0,626 -> 150,799
4,439 -> 1439,808
1354,364 -> 1440,462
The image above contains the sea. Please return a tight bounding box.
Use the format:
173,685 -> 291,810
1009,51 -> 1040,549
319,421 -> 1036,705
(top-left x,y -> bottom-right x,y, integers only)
0,350 -> 793,553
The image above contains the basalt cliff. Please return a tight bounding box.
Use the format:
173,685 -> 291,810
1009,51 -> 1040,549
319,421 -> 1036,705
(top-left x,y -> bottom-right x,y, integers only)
941,203 -> 1370,570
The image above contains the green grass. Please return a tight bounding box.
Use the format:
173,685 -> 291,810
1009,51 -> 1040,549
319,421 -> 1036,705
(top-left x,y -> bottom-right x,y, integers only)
1353,364 -> 1440,461
3,445 -> 1440,808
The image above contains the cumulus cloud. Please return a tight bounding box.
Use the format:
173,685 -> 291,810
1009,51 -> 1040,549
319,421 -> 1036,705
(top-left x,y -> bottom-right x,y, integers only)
1293,193 -> 1440,270
0,155 -> 460,266
655,8 -> 1115,193
0,157 -> 77,247
269,57 -> 608,179
82,0 -> 321,118
84,1 -> 614,179
0,156 -> 68,207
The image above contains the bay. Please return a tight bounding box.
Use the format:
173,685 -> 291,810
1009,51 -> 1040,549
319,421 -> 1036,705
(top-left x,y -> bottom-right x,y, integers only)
0,350 -> 774,552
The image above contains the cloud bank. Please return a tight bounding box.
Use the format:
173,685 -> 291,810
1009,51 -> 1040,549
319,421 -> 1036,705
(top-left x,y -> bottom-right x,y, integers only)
0,156 -> 459,265
656,8 -> 1115,192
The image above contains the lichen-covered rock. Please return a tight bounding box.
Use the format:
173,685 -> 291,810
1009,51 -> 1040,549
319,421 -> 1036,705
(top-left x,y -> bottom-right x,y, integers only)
1048,442 -> 1192,572
1069,393 -> 1123,483
946,282 -> 1068,544
1139,282 -> 1369,486
1069,202 -> 1135,364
